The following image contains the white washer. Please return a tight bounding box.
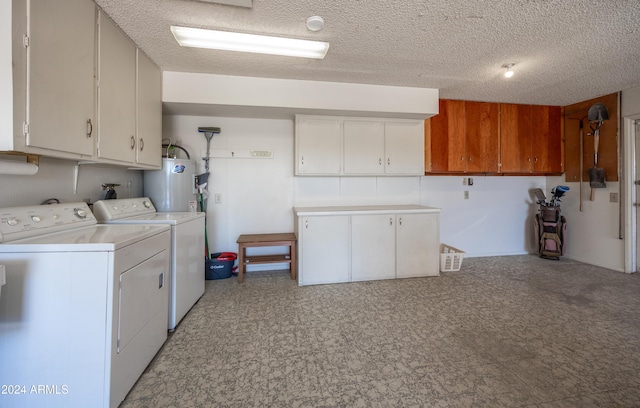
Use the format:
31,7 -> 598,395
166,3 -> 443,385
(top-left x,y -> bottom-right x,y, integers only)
93,197 -> 205,331
0,202 -> 171,408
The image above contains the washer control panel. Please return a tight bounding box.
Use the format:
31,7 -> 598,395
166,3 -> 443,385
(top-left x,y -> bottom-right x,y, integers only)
92,197 -> 157,221
0,202 -> 97,243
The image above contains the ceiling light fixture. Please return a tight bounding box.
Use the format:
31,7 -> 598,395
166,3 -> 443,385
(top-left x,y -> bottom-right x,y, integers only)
170,26 -> 330,59
502,63 -> 515,78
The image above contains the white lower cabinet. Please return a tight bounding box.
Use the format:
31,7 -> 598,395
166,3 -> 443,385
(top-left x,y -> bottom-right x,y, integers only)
351,214 -> 396,281
297,215 -> 350,285
396,213 -> 440,278
295,206 -> 440,286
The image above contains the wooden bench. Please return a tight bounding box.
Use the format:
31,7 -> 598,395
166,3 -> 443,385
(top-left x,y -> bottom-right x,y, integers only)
236,233 -> 297,283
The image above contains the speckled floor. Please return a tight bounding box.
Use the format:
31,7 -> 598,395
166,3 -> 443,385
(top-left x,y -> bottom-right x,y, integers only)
120,255 -> 640,407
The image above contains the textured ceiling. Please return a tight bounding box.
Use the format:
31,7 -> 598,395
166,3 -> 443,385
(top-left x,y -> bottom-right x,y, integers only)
95,0 -> 640,106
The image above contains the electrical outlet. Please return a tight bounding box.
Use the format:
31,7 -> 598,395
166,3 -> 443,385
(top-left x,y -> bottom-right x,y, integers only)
214,193 -> 222,204
464,190 -> 469,199
462,178 -> 467,185
610,192 -> 619,203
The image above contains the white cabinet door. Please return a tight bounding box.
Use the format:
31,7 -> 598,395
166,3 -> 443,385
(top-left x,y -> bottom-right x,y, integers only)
97,11 -> 136,163
396,213 -> 440,278
299,216 -> 350,285
384,121 -> 425,175
295,116 -> 342,175
351,214 -> 395,281
27,0 -> 95,157
136,50 -> 162,168
343,120 -> 385,175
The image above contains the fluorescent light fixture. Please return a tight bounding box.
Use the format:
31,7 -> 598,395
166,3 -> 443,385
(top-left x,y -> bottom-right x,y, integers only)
170,26 -> 330,59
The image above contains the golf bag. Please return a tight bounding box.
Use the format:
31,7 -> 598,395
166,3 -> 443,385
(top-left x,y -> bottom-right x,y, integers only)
533,186 -> 569,260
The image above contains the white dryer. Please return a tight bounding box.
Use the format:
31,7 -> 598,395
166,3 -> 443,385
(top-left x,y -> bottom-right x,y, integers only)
93,197 -> 205,331
0,202 -> 171,408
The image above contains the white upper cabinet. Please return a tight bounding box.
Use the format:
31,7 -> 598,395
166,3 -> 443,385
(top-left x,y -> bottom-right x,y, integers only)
97,11 -> 137,164
136,50 -> 162,168
295,116 -> 342,175
29,0 -> 96,157
384,121 -> 425,175
3,2 -> 162,168
295,115 -> 425,176
2,0 -> 96,159
343,120 -> 385,175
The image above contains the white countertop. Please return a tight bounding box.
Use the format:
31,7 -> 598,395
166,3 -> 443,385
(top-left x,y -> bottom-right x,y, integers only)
294,204 -> 440,216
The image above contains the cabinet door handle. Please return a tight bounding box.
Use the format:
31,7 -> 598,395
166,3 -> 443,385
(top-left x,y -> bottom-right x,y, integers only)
461,156 -> 464,161
468,156 -> 472,162
389,217 -> 393,226
130,135 -> 136,150
86,119 -> 93,138
399,217 -> 402,226
139,138 -> 144,151
379,158 -> 382,166
305,220 -> 308,229
301,156 -> 304,165
159,273 -> 164,289
387,158 -> 391,166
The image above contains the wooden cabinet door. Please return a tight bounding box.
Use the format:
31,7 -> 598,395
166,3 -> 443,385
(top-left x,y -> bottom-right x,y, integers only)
429,99 -> 466,172
500,104 -> 533,173
97,12 -> 137,163
295,116 -> 342,175
136,50 -> 162,168
299,216 -> 350,285
351,214 -> 396,281
384,121 -> 425,175
343,120 -> 384,175
532,105 -> 562,173
396,213 -> 440,278
28,0 -> 95,157
465,102 -> 499,173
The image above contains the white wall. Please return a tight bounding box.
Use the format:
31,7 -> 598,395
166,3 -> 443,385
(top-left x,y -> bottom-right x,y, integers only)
547,177 -> 623,271
549,85 -> 640,273
420,176 -> 546,257
163,114 -> 550,264
0,157 -> 143,208
161,115 -> 295,262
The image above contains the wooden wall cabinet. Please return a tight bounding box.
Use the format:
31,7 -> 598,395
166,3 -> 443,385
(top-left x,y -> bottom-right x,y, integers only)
531,105 -> 562,173
465,101 -> 500,173
499,103 -> 532,173
428,99 -> 466,172
500,104 -> 562,173
564,92 -> 618,182
427,99 -> 562,175
427,100 -> 499,173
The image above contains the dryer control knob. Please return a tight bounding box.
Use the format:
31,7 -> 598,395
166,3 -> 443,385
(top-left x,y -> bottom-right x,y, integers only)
74,208 -> 87,219
31,215 -> 41,223
7,218 -> 18,226
143,201 -> 151,208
